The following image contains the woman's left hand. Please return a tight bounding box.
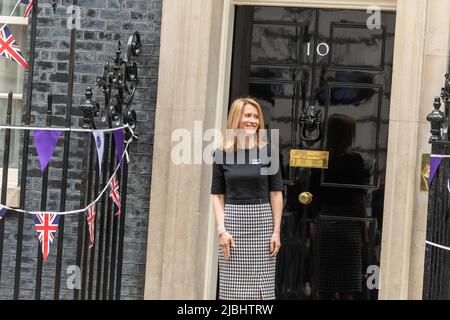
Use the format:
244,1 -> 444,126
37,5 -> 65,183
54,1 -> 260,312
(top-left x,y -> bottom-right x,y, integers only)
269,232 -> 281,257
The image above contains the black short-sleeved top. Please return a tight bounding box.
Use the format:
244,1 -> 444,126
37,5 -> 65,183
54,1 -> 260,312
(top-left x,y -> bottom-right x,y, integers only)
211,144 -> 283,204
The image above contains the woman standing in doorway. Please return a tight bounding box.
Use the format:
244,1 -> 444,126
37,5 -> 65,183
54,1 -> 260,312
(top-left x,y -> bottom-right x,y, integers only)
211,98 -> 284,300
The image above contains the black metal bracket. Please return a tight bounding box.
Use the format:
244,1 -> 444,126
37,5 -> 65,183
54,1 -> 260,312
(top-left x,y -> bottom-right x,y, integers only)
52,0 -> 58,13
80,32 -> 141,141
80,87 -> 99,129
423,72 -> 450,300
427,73 -> 450,146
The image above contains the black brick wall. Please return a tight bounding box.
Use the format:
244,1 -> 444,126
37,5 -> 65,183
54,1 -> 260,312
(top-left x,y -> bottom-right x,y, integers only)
0,0 -> 160,300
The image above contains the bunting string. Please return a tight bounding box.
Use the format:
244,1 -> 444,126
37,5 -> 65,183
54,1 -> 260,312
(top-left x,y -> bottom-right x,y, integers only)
0,124 -> 130,133
1,1 -> 133,257
430,154 -> 450,158
10,0 -> 22,17
426,241 -> 450,251
1,0 -> 134,216
0,124 -> 136,215
0,124 -> 135,258
426,153 -> 450,253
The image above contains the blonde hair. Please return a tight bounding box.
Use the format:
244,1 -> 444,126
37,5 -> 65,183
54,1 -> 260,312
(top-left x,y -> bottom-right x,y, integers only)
222,98 -> 267,150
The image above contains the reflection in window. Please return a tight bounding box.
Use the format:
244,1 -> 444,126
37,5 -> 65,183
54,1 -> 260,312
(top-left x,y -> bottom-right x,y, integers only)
251,24 -> 299,65
250,83 -> 295,178
0,0 -> 28,17
330,25 -> 384,69
0,8 -> 29,169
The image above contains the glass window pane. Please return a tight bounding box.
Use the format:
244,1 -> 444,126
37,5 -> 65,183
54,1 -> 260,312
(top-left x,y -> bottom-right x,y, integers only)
0,99 -> 22,168
0,24 -> 27,94
0,0 -> 29,17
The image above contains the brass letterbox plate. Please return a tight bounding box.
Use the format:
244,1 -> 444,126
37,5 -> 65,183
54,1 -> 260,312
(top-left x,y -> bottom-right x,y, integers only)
290,149 -> 329,169
420,153 -> 430,192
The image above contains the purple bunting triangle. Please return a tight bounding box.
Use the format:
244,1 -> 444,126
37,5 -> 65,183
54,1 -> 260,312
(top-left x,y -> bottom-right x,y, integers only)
429,156 -> 442,186
0,205 -> 7,221
113,129 -> 124,169
34,130 -> 62,172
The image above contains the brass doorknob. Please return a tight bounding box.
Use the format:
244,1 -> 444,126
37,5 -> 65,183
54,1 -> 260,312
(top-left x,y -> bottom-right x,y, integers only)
299,192 -> 313,205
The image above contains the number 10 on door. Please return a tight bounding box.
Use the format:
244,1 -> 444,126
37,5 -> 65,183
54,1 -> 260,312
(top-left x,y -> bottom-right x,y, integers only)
306,42 -> 330,57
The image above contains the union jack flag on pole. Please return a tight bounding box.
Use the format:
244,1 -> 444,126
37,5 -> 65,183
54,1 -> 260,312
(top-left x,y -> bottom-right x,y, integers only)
0,205 -> 7,221
20,0 -> 34,18
0,24 -> 29,68
86,204 -> 96,248
109,174 -> 121,216
33,213 -> 61,262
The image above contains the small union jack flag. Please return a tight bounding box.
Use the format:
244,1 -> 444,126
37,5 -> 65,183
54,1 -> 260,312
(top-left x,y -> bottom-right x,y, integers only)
20,0 -> 34,18
109,174 -> 121,216
86,204 -> 96,248
0,24 -> 29,68
0,205 -> 7,221
33,213 -> 61,262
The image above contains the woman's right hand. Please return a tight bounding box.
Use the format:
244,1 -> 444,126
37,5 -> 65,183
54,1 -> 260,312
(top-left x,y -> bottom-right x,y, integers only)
219,231 -> 235,261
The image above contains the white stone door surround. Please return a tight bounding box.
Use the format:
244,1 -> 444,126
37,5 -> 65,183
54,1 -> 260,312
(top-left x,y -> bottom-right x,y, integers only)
145,0 -> 450,300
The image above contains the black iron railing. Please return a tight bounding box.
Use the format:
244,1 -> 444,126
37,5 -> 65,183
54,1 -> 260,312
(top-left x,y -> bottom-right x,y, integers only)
0,0 -> 140,300
423,73 -> 450,299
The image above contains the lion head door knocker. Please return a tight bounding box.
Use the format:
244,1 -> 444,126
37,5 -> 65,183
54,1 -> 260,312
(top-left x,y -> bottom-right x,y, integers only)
299,105 -> 323,146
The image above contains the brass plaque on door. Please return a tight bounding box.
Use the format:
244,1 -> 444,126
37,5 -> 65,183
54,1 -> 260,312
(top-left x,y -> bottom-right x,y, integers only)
289,149 -> 329,169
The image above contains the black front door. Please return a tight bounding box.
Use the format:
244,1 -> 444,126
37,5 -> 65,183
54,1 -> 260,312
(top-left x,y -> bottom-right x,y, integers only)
229,6 -> 395,300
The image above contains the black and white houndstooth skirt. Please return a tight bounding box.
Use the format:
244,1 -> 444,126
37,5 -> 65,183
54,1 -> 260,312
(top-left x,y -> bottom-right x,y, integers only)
218,202 -> 276,300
